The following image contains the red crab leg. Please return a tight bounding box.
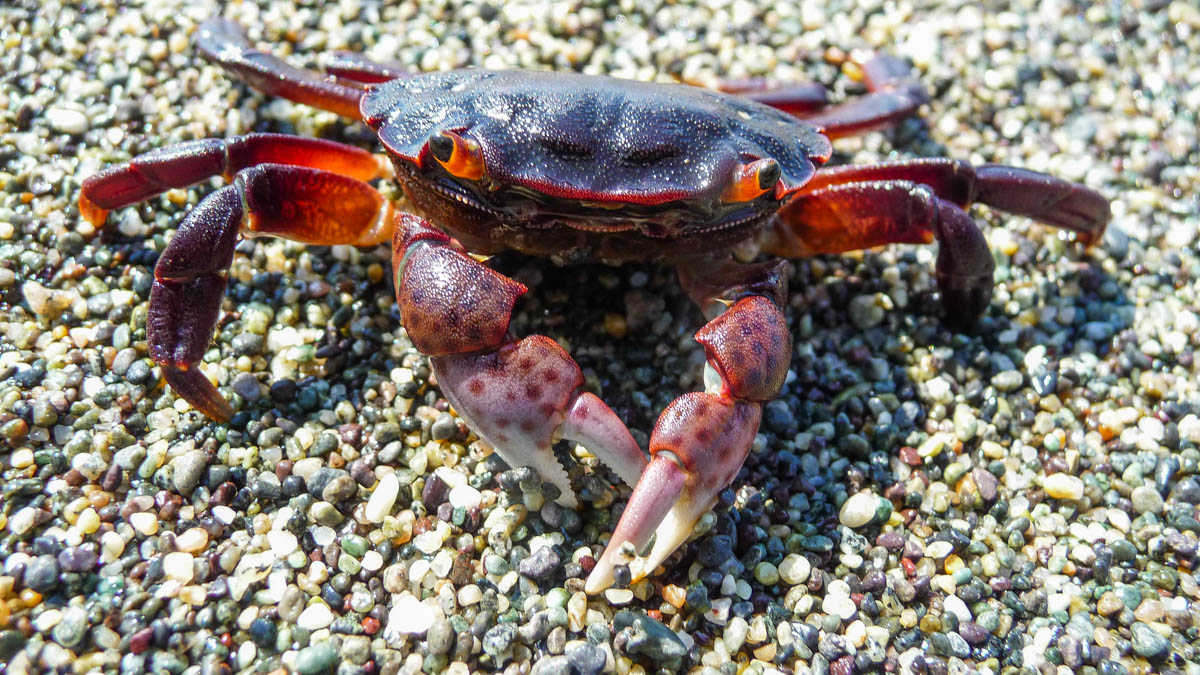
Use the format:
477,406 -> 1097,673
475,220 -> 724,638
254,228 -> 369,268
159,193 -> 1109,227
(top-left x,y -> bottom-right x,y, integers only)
118,160 -> 394,420
795,54 -> 930,139
393,216 -> 646,508
78,133 -> 386,227
763,161 -> 1110,327
800,159 -> 1110,245
195,18 -> 366,119
713,78 -> 829,115
324,52 -> 412,84
585,260 -> 791,594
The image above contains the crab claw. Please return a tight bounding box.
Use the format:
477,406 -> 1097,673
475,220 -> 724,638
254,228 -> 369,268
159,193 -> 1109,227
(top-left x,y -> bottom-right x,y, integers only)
394,215 -> 647,506
586,294 -> 790,593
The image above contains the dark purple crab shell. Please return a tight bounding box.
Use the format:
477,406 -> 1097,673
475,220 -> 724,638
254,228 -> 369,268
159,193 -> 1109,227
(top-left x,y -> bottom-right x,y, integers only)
360,69 -> 833,211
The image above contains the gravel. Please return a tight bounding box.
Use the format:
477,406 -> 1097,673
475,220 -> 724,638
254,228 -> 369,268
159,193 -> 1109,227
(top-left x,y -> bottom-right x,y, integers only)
1,0 -> 1198,673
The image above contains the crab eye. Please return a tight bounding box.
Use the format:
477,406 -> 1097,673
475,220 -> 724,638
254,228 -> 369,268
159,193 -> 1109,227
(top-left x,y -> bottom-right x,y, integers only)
721,157 -> 781,203
429,130 -> 485,180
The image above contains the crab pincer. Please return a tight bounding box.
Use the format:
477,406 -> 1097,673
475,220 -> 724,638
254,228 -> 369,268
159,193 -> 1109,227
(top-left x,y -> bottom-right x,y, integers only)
393,216 -> 648,506
586,289 -> 791,593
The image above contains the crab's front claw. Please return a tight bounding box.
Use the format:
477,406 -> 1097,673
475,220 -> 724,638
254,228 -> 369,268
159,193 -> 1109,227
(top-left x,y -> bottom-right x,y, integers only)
586,295 -> 790,594
394,216 -> 647,507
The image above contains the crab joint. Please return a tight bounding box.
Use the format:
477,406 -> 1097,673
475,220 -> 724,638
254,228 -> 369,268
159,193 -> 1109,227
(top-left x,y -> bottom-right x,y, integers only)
429,131 -> 485,180
721,158 -> 781,203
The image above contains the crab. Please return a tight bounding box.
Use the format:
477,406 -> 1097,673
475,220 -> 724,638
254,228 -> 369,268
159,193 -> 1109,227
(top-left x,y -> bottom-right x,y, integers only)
78,18 -> 1111,594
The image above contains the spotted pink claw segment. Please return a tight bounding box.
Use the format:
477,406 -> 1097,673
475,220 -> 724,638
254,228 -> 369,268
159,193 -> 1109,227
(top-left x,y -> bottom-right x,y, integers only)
394,216 -> 646,508
585,293 -> 790,594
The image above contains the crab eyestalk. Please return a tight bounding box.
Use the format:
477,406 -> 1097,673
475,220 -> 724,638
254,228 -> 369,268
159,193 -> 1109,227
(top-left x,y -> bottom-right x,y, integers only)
721,157 -> 781,202
429,130 -> 486,180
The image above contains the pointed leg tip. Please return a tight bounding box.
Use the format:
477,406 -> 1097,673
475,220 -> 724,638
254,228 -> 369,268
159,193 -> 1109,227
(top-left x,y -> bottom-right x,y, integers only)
584,564 -> 615,595
161,364 -> 234,422
78,194 -> 108,228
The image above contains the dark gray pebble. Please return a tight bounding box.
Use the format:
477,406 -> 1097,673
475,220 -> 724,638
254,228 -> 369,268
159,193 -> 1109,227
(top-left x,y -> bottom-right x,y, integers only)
25,554 -> 60,592
517,546 -> 561,581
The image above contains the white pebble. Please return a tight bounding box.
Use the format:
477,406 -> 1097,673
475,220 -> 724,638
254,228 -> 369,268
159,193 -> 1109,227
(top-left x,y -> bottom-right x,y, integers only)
365,472 -> 399,523
129,512 -> 158,535
212,505 -> 237,524
162,552 -> 195,583
8,507 -> 37,535
387,594 -> 436,634
46,108 -> 89,135
925,541 -> 954,559
297,603 -> 334,630
840,492 -> 879,528
604,588 -> 634,605
311,526 -> 336,547
779,554 -> 811,585
943,594 -> 971,623
449,484 -> 482,510
413,531 -> 443,555
267,530 -> 298,557
1043,473 -> 1084,500
361,551 -> 383,572
175,527 -> 209,553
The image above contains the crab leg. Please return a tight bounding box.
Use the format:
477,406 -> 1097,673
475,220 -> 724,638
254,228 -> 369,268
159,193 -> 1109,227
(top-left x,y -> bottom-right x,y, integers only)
711,79 -> 829,115
800,159 -> 1110,244
794,54 -> 931,139
93,156 -> 394,419
585,261 -> 791,594
324,52 -> 412,84
78,133 -> 386,227
195,18 -> 366,119
763,160 -> 1110,327
393,216 -> 646,508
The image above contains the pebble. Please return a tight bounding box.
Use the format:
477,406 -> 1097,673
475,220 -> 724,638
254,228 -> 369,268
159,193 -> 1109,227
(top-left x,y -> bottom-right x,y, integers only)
46,108 -> 89,135
1043,473 -> 1084,500
24,555 -> 60,593
129,512 -> 158,535
365,472 -> 399,523
1131,484 -> 1164,514
518,546 -> 561,580
296,603 -> 334,630
1130,622 -> 1169,658
839,492 -> 882,528
779,553 -> 812,585
52,607 -> 87,648
172,450 -> 208,496
294,643 -> 338,674
162,552 -> 194,583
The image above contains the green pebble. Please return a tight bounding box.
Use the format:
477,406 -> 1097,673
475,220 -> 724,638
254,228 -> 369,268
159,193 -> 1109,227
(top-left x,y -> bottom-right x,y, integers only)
944,463 -> 968,486
754,562 -> 779,585
1130,622 -> 1169,658
32,399 -> 58,427
341,534 -> 367,558
1109,539 -> 1137,562
545,588 -> 570,609
294,642 -> 338,674
484,554 -> 508,576
801,535 -> 833,553
1152,567 -> 1179,591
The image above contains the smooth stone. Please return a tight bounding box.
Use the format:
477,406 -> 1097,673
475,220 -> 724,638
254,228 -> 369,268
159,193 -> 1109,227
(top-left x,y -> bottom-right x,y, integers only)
839,492 -> 880,528
1130,622 -> 1169,658
297,603 -> 334,631
1044,473 -> 1084,500
294,642 -> 338,674
365,472 -> 399,523
173,450 -> 208,496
